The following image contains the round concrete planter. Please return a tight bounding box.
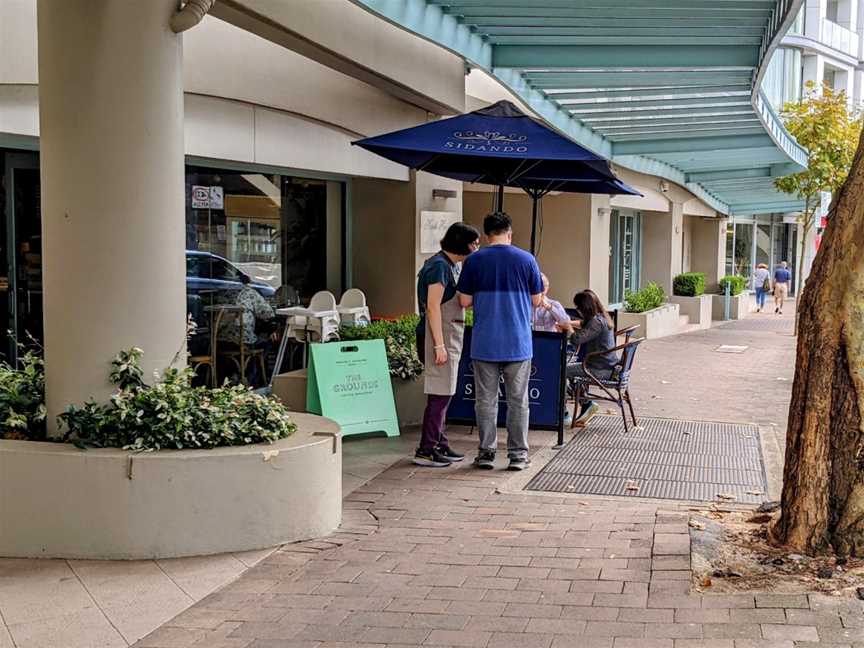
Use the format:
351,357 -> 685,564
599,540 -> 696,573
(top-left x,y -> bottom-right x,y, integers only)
0,413 -> 341,559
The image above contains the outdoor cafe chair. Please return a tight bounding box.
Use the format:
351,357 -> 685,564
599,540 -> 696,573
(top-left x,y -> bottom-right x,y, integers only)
207,304 -> 267,387
570,337 -> 644,435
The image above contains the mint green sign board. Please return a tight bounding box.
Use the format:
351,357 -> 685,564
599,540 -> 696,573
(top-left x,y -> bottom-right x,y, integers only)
306,340 -> 399,438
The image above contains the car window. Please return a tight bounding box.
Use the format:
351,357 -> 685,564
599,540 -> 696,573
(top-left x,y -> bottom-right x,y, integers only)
211,258 -> 242,282
186,255 -> 200,278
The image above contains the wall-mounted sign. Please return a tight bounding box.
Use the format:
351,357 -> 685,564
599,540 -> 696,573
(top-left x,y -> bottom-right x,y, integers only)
191,185 -> 224,209
192,186 -> 210,209
209,186 -> 224,210
420,210 -> 460,254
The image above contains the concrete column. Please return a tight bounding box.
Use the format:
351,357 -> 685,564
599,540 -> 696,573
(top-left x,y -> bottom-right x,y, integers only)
804,0 -> 826,39
691,217 -> 727,292
803,54 -> 825,87
587,195 -> 611,304
38,0 -> 186,432
640,204 -> 683,295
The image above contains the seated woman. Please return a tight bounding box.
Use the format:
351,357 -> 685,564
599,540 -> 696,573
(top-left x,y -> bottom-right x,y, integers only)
532,273 -> 570,332
217,274 -> 277,385
557,290 -> 619,427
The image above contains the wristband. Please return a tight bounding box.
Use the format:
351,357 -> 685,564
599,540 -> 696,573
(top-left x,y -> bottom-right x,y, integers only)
434,344 -> 446,350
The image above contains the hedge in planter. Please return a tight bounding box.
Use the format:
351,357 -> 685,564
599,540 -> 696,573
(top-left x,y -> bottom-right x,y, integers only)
340,315 -> 423,381
624,282 -> 665,313
0,347 -> 298,450
719,275 -> 747,296
673,272 -> 706,297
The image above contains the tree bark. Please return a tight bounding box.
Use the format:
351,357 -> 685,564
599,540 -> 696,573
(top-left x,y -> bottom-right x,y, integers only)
774,130 -> 864,556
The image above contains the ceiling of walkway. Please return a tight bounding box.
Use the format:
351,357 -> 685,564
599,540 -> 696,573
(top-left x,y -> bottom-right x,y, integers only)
352,0 -> 808,215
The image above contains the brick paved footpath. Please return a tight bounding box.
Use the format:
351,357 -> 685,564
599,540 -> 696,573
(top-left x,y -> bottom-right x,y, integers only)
135,459 -> 864,647
136,312 -> 863,648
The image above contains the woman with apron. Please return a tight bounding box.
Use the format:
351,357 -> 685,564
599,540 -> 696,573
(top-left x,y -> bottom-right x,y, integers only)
414,222 -> 480,467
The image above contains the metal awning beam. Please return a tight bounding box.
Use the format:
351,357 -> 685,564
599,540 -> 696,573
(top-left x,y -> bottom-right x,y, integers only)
430,0 -> 778,8
614,134 -> 776,155
494,45 -> 759,67
686,164 -> 800,182
546,85 -> 752,100
526,73 -> 756,88
560,95 -> 752,110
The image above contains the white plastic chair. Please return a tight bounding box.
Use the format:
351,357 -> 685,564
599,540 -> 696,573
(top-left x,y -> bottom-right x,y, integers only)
284,291 -> 340,343
337,288 -> 371,326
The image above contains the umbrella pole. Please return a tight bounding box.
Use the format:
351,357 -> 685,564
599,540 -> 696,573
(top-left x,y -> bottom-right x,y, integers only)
530,195 -> 538,255
496,184 -> 504,212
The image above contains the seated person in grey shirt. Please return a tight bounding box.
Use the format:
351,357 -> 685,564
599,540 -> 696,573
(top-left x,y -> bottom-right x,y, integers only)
556,290 -> 619,427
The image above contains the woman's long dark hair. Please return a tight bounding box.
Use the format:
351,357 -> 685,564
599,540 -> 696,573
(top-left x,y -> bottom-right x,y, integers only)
573,290 -> 613,330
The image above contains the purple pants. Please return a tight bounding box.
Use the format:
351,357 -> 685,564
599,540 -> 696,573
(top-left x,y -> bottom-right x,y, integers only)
419,394 -> 451,452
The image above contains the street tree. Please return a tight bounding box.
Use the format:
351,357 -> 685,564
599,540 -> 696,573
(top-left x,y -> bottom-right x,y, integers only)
773,123 -> 864,555
774,81 -> 861,298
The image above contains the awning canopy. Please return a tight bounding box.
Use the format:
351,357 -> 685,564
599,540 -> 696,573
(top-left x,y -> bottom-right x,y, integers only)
351,0 -> 807,216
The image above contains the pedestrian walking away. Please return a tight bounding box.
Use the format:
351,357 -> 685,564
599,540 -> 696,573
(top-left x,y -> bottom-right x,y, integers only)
753,263 -> 771,312
456,211 -> 543,471
773,260 -> 791,314
414,222 -> 480,467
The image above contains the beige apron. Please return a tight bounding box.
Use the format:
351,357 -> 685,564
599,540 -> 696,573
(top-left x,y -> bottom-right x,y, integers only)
423,293 -> 465,396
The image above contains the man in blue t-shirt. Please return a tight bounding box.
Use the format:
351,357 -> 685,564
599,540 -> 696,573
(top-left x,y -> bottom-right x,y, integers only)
457,212 -> 543,471
773,260 -> 792,314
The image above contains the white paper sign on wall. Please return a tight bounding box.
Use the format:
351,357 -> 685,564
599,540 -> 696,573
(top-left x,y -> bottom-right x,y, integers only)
420,211 -> 460,254
209,186 -> 224,209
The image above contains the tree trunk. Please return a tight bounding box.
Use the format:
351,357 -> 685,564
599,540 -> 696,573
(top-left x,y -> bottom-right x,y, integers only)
773,131 -> 864,556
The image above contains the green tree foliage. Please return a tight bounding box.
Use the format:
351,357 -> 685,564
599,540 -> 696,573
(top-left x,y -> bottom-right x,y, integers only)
775,82 -> 862,293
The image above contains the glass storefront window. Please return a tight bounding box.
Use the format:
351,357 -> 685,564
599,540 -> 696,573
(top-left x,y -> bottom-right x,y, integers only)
755,223 -> 772,269
609,209 -> 642,305
733,223 -> 754,279
185,166 -> 345,307
725,222 -> 734,277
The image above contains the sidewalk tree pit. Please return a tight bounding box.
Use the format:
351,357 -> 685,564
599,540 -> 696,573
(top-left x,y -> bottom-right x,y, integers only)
775,125 -> 864,556
0,348 -> 296,450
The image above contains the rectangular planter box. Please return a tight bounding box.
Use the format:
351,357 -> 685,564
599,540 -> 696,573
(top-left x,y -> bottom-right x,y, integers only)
669,294 -> 712,329
617,303 -> 680,339
392,376 -> 425,428
711,293 -> 755,321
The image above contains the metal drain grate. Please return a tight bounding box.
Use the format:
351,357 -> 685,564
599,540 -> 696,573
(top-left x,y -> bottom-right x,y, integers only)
526,416 -> 768,504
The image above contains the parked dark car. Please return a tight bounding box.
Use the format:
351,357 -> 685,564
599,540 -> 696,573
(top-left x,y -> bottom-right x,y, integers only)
186,250 -> 276,299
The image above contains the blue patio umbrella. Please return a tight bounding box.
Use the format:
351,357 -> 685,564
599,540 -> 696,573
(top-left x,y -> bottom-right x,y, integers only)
353,100 -> 640,253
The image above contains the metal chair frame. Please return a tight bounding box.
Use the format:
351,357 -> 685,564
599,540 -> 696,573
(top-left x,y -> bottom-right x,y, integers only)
569,336 -> 644,434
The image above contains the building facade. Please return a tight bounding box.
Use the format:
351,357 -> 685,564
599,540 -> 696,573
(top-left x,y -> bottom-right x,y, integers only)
0,0 -> 807,418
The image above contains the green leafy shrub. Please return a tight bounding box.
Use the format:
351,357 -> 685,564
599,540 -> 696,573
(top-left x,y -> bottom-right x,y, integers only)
60,349 -> 296,451
719,275 -> 747,296
0,351 -> 47,440
672,272 -> 706,297
340,315 -> 423,380
624,282 -> 666,313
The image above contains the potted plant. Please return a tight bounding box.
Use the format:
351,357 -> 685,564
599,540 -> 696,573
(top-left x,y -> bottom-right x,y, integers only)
340,315 -> 426,427
617,282 -> 681,339
0,349 -> 343,559
670,272 -> 712,329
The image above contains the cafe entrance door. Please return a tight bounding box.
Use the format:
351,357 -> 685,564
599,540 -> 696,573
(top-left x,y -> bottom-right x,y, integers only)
1,152 -> 43,362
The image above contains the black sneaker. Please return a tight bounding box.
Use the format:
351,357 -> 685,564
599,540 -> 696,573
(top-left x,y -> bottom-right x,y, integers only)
473,450 -> 496,469
413,448 -> 452,468
508,456 -> 531,471
437,445 -> 465,462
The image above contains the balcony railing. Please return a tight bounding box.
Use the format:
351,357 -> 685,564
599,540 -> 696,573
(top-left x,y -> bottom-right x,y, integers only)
821,18 -> 859,56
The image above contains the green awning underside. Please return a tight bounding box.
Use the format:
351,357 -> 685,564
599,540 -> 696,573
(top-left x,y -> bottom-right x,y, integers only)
352,0 -> 807,215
